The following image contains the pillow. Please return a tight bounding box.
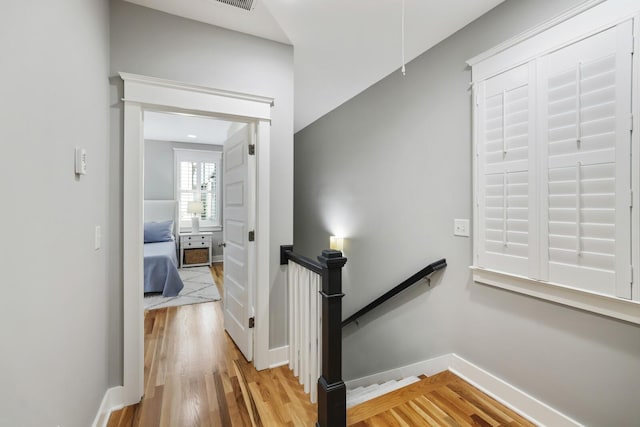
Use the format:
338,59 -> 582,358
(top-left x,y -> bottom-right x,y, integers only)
144,220 -> 174,243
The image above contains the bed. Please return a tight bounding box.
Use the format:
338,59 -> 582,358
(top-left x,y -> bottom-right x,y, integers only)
143,200 -> 184,297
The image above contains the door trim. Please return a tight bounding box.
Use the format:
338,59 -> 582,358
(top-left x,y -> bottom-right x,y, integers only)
120,72 -> 272,405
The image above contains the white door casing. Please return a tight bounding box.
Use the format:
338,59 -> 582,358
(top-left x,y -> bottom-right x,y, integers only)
120,73 -> 272,405
223,125 -> 255,361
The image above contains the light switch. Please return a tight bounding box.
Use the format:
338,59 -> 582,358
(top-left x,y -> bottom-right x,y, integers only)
75,147 -> 87,175
454,219 -> 470,237
95,226 -> 101,250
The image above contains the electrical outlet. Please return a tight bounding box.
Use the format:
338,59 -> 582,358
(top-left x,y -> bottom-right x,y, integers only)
454,219 -> 470,237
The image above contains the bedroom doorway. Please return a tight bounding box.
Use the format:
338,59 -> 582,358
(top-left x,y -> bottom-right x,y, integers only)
121,73 -> 272,405
142,111 -> 256,363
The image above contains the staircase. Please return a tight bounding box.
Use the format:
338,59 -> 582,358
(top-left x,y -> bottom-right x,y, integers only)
346,371 -> 537,426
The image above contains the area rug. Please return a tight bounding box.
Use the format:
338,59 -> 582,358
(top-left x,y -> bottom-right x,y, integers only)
144,266 -> 222,310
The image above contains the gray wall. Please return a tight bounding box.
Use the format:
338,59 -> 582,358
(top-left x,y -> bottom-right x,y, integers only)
294,1 -> 640,425
110,0 -> 294,362
144,139 -> 224,257
0,0 -> 112,426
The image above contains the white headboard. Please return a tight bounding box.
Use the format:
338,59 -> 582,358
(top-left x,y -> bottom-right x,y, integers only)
144,200 -> 178,236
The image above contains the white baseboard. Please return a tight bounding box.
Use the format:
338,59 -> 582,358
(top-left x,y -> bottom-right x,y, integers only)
268,345 -> 289,368
345,354 -> 450,390
449,354 -> 582,427
91,386 -> 125,427
211,255 -> 223,263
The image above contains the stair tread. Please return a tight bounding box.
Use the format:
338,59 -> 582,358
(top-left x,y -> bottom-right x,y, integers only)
347,385 -> 383,405
347,384 -> 379,401
348,385 -> 389,402
346,377 -> 419,408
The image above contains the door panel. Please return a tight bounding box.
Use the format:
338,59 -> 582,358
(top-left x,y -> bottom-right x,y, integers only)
223,125 -> 254,360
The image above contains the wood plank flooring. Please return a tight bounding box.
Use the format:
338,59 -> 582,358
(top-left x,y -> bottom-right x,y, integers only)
347,371 -> 536,427
108,263 -> 317,427
108,263 -> 536,427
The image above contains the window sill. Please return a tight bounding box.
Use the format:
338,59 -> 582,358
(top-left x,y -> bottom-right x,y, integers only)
471,267 -> 640,325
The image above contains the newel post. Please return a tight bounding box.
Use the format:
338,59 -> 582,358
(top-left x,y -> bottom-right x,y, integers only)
317,249 -> 347,427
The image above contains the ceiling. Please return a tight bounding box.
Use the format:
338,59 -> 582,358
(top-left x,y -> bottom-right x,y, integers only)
126,0 -> 504,132
144,111 -> 242,144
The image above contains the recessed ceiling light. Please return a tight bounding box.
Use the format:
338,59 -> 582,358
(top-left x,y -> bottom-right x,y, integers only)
187,134 -> 197,138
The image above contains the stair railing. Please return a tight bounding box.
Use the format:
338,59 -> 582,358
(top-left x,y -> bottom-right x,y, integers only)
342,258 -> 447,328
281,245 -> 347,427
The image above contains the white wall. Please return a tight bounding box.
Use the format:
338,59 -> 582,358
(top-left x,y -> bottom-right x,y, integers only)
144,139 -> 224,257
110,0 -> 294,352
293,0 -> 640,425
0,1 -> 112,426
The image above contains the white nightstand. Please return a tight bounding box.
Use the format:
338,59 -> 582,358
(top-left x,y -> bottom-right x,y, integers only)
179,232 -> 213,268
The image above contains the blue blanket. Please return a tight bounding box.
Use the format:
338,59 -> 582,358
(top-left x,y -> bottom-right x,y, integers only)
143,241 -> 184,297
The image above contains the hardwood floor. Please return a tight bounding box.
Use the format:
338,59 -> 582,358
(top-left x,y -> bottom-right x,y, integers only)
347,371 -> 536,427
108,264 -> 317,427
108,263 -> 536,427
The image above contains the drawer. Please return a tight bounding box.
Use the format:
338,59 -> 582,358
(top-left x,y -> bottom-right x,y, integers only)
180,235 -> 212,244
182,240 -> 210,248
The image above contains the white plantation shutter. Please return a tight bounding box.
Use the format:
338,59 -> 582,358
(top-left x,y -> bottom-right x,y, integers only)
477,63 -> 536,277
174,149 -> 222,230
539,22 -> 633,297
473,18 -> 635,301
177,161 -> 218,224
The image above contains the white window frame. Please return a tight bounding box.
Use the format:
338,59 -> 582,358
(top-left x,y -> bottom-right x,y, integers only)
468,1 -> 640,324
174,148 -> 222,232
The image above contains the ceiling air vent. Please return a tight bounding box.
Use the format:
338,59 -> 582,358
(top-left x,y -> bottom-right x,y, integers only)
216,0 -> 256,11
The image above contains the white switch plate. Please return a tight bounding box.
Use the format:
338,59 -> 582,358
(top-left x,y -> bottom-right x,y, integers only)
454,219 -> 470,237
95,226 -> 101,250
75,147 -> 87,175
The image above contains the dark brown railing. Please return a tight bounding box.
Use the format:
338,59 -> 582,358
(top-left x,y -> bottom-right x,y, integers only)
342,258 -> 447,328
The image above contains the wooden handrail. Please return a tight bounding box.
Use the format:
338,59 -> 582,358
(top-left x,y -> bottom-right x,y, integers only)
342,258 -> 447,328
280,244 -> 322,274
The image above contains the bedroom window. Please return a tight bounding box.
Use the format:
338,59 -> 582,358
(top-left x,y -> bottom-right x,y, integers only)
468,2 -> 640,323
174,149 -> 222,231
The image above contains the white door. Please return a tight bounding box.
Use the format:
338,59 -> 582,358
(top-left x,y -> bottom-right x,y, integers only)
222,124 -> 255,361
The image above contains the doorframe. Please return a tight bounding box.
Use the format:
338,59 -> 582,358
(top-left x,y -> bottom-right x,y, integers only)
120,72 -> 272,405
